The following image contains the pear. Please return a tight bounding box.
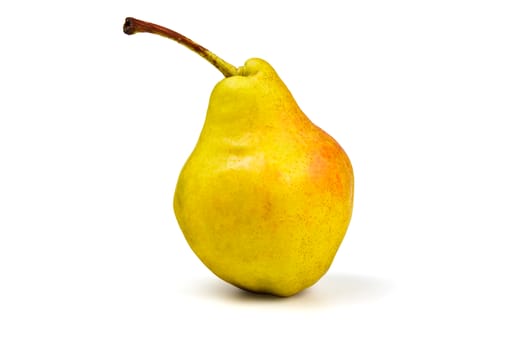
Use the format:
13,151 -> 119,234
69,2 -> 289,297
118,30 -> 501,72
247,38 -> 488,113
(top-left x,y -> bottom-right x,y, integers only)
123,18 -> 354,297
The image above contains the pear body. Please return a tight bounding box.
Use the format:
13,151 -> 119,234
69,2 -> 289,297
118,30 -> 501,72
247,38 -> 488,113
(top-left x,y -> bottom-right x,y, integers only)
174,59 -> 353,297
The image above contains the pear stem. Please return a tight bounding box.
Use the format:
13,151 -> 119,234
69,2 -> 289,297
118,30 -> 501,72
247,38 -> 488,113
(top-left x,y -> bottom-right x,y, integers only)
123,17 -> 239,77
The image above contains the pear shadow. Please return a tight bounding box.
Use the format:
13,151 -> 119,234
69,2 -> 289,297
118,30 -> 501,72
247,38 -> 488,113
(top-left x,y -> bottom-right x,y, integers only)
188,273 -> 392,308
186,278 -> 294,303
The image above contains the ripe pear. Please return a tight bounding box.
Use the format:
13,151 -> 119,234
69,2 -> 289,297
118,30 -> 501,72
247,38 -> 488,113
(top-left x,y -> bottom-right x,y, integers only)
123,18 -> 354,297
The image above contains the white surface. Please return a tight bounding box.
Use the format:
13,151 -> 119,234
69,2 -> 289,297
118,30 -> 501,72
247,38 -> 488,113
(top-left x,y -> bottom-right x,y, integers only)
1,1 -> 524,349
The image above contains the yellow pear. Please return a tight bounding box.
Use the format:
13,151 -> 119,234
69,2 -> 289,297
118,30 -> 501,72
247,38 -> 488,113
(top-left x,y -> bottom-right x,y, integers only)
124,18 -> 354,297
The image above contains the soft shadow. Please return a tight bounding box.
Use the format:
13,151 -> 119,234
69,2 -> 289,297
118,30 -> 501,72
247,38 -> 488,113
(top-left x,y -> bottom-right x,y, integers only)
187,273 -> 392,307
186,278 -> 300,303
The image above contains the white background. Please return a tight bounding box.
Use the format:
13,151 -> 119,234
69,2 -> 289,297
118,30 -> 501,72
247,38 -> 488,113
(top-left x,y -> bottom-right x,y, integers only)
1,0 -> 524,348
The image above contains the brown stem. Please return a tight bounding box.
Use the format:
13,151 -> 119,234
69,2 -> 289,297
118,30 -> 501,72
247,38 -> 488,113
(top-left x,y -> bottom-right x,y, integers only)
123,17 -> 238,77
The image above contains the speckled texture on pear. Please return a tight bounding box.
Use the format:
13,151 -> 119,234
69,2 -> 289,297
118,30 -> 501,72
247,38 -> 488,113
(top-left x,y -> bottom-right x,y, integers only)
174,58 -> 354,297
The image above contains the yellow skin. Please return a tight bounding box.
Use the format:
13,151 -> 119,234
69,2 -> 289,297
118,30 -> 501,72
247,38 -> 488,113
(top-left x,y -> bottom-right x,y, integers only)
174,59 -> 354,297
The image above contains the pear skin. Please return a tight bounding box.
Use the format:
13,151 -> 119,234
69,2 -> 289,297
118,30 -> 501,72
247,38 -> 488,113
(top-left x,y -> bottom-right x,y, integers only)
124,19 -> 354,297
174,59 -> 353,297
